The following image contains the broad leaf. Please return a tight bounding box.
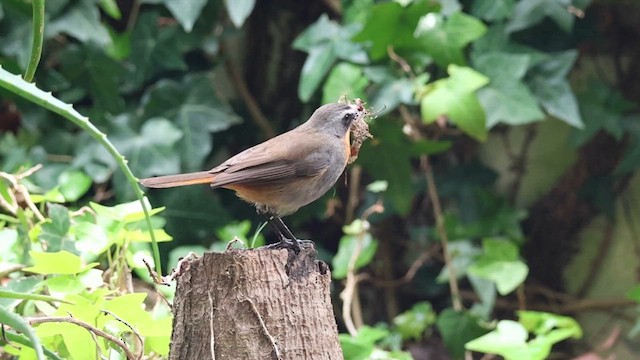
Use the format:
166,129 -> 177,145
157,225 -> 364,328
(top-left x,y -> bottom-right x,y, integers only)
322,63 -> 368,104
224,0 -> 256,28
163,0 -> 208,32
24,251 -> 99,275
141,75 -> 242,171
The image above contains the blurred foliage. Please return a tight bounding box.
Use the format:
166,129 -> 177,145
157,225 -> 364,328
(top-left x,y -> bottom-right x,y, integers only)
1,0 -> 640,359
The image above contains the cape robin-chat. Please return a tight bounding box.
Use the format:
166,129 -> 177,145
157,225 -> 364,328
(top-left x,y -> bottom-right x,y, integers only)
140,102 -> 367,252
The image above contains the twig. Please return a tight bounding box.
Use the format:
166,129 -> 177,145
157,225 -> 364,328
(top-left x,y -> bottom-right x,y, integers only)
387,46 -> 414,78
345,165 -> 362,224
503,124 -> 538,205
208,291 -> 216,360
126,0 -> 141,32
340,201 -> 384,336
243,298 -> 281,360
358,243 -> 440,287
220,42 -> 276,139
397,106 -> 462,311
422,155 -> 462,311
100,309 -> 144,359
0,264 -> 27,279
27,316 -> 137,360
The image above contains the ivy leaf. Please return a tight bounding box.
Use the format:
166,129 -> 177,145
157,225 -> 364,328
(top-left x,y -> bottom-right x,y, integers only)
506,0 -> 575,33
421,65 -> 489,141
415,12 -> 487,67
223,0 -> 256,28
294,15 -> 367,101
126,12 -> 188,89
39,204 -> 74,253
353,1 -> 436,60
161,0 -> 207,32
437,308 -> 489,359
393,302 -> 436,341
467,238 -> 529,295
58,169 -> 92,202
474,52 -> 544,127
141,75 -> 242,171
332,233 -> 378,279
471,0 -> 515,21
47,1 -> 111,46
24,251 -> 99,275
322,63 -> 368,104
358,121 -> 414,214
528,51 -> 583,128
465,320 -> 530,359
112,117 -> 183,179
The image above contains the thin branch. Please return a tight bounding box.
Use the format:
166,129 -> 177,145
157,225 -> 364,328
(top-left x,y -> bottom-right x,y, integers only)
387,46 -> 414,78
340,201 -> 384,336
27,316 -> 137,360
422,155 -> 462,311
100,310 -> 144,359
345,165 -> 362,224
503,124 -> 538,205
359,243 -> 440,287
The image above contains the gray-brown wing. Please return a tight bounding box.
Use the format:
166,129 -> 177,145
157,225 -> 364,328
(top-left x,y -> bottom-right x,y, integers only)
210,144 -> 331,188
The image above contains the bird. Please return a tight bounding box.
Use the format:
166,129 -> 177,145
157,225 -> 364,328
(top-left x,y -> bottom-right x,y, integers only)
139,102 -> 366,252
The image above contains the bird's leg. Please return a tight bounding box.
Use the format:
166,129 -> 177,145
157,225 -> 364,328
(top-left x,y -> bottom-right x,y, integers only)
262,213 -> 301,253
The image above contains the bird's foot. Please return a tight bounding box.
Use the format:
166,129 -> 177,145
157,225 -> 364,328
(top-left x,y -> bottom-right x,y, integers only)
264,237 -> 314,253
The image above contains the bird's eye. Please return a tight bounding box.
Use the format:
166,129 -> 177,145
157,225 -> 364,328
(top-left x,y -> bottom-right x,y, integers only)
343,113 -> 354,123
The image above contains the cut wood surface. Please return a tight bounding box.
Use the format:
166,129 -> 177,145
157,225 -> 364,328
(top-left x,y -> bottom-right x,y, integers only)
169,244 -> 343,360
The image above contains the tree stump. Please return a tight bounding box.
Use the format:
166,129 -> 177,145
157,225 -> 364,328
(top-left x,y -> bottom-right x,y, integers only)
169,244 -> 343,359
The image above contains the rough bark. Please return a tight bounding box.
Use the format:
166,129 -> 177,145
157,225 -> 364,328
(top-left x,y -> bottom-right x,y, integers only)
169,245 -> 343,360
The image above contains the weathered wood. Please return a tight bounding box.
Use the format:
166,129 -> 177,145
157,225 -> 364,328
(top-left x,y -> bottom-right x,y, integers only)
169,245 -> 343,360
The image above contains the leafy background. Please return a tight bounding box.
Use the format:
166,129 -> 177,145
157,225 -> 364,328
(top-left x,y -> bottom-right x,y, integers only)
1,0 -> 640,359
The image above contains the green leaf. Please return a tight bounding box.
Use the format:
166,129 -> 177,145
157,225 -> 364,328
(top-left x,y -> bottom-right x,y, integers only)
24,251 -> 99,275
393,301 -> 436,341
471,0 -> 515,21
528,51 -> 583,128
465,320 -> 530,360
127,12 -> 188,88
415,12 -> 487,67
332,233 -> 378,279
224,0 -> 256,28
57,44 -> 126,114
369,77 -> 415,116
437,308 -> 489,359
340,326 -> 390,360
141,75 -> 242,171
467,238 -> 529,295
353,1 -> 437,60
322,63 -> 368,104
627,285 -> 640,303
294,15 -> 367,101
163,0 -> 207,32
47,1 -> 111,46
358,121 -> 414,214
58,169 -> 92,202
517,311 -> 582,338
112,117 -> 182,179
506,0 -> 574,33
39,204 -> 73,253
0,307 -> 45,360
99,0 -> 122,20
421,65 -> 488,140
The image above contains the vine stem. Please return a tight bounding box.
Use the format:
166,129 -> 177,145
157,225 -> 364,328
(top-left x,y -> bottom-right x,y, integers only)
422,155 -> 462,311
0,67 -> 162,276
24,0 -> 45,82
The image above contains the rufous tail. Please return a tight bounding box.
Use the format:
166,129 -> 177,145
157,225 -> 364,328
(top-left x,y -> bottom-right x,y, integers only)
139,171 -> 213,188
